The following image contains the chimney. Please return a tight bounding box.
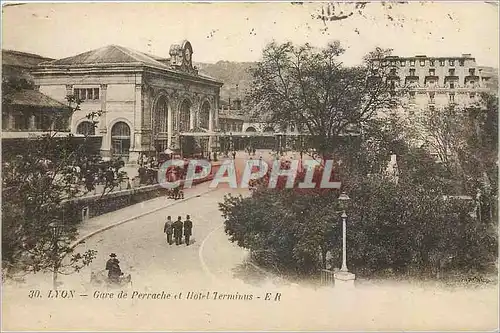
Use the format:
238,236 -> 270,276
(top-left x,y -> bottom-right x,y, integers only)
462,53 -> 472,58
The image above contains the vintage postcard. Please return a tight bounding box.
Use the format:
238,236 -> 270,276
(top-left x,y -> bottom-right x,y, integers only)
1,1 -> 499,331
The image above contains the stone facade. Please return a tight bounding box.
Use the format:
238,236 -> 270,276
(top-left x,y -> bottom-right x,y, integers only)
32,41 -> 223,163
382,53 -> 492,114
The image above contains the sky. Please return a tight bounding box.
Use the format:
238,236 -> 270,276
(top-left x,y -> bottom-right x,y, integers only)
2,1 -> 499,67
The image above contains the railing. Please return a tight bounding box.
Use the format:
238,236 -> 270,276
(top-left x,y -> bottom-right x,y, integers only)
320,269 -> 335,286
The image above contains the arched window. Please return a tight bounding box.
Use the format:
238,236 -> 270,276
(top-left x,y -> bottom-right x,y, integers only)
179,100 -> 191,132
199,101 -> 210,130
111,122 -> 130,138
263,127 -> 275,133
153,96 -> 169,152
111,121 -> 131,160
76,121 -> 95,136
246,126 -> 257,132
153,96 -> 168,134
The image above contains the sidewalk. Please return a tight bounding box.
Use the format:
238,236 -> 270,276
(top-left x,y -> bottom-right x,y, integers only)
73,181 -> 215,246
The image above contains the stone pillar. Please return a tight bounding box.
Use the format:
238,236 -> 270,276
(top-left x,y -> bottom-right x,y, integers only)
65,84 -> 74,133
99,84 -> 111,159
208,104 -> 214,153
214,95 -> 220,129
129,83 -> 143,164
29,113 -> 36,131
189,106 -> 195,130
7,112 -> 15,130
65,84 -> 73,98
99,84 -> 108,134
167,105 -> 173,148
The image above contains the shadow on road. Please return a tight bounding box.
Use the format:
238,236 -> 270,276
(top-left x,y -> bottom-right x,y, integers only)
231,262 -> 269,286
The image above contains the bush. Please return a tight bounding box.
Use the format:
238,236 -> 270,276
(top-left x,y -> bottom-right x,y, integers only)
220,174 -> 497,278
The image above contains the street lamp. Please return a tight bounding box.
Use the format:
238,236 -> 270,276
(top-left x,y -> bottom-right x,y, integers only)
338,192 -> 350,272
48,221 -> 62,289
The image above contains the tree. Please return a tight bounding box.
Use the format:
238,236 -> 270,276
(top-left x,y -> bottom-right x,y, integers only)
408,93 -> 498,198
248,41 -> 399,159
220,143 -> 497,278
2,95 -> 126,288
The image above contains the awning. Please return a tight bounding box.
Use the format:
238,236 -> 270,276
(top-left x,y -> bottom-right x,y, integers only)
4,89 -> 70,110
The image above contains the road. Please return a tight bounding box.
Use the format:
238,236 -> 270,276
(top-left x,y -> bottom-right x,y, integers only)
71,184 -> 256,290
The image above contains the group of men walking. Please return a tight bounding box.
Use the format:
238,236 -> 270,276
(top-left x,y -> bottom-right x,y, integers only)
163,215 -> 193,246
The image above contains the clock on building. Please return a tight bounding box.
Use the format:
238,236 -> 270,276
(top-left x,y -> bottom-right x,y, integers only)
184,47 -> 192,67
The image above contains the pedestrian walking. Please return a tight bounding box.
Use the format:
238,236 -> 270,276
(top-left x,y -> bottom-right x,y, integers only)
232,151 -> 236,160
173,216 -> 183,245
184,215 -> 193,246
164,216 -> 173,245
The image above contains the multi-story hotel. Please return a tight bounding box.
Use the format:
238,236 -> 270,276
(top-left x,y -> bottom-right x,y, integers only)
383,53 -> 493,113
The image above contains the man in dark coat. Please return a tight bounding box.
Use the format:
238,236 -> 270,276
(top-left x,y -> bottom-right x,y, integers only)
184,215 -> 193,246
105,253 -> 123,283
173,216 -> 184,245
164,216 -> 173,245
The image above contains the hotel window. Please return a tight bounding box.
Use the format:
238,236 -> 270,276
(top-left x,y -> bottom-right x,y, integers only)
409,68 -> 416,76
459,59 -> 465,66
450,82 -> 455,89
400,60 -> 406,66
410,60 -> 415,66
429,105 -> 435,112
449,93 -> 455,103
429,69 -> 435,76
469,68 -> 476,75
440,60 -> 445,66
430,60 -> 435,67
449,59 -> 455,66
391,60 -> 396,66
409,91 -> 416,101
420,60 -> 425,66
448,68 -> 455,76
74,88 -> 100,101
470,92 -> 476,99
390,68 -> 397,75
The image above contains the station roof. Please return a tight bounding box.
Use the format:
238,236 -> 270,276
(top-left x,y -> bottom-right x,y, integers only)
37,44 -> 221,84
4,89 -> 69,110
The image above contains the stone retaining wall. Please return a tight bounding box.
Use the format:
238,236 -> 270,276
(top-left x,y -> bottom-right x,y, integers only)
63,161 -> 221,224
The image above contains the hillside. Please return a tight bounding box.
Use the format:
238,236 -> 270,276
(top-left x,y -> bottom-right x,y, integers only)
195,61 -> 499,103
195,61 -> 256,102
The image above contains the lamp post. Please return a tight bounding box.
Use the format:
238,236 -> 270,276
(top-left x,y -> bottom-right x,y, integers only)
338,192 -> 350,272
335,191 -> 356,287
49,221 -> 62,290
